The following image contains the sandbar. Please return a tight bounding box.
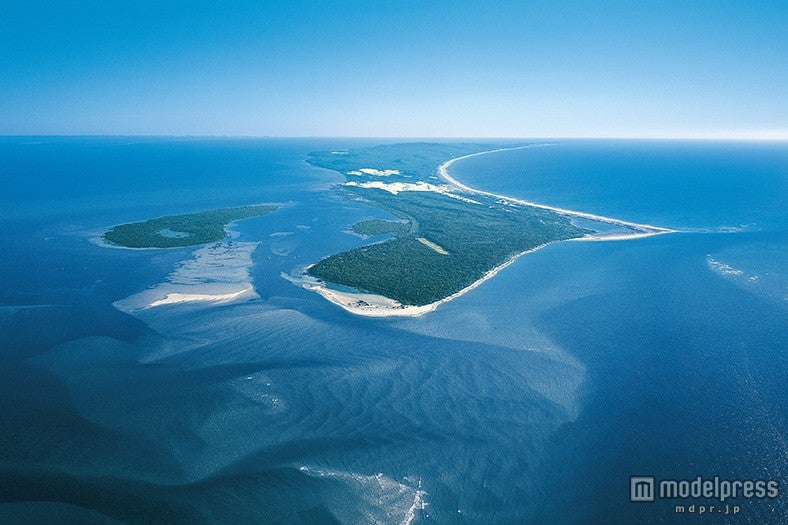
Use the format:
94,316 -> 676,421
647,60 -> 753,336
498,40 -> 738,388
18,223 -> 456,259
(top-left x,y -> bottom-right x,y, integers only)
114,241 -> 260,312
148,286 -> 256,307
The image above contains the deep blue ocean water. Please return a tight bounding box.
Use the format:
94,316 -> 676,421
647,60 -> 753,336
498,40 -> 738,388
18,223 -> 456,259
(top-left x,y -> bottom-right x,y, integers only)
0,138 -> 785,524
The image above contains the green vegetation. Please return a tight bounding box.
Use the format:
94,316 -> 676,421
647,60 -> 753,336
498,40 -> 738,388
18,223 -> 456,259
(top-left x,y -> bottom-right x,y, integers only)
308,142 -> 490,181
102,204 -> 278,248
307,143 -> 592,306
351,219 -> 412,237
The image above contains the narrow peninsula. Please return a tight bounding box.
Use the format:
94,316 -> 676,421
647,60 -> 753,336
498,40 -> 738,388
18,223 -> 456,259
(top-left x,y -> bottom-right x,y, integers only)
299,143 -> 672,316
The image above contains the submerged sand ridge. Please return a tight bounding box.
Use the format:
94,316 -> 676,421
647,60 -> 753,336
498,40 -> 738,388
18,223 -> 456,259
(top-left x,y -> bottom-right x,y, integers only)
113,241 -> 260,312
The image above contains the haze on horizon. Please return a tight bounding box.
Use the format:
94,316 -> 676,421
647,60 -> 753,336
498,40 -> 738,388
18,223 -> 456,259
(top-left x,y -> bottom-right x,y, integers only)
1,1 -> 785,139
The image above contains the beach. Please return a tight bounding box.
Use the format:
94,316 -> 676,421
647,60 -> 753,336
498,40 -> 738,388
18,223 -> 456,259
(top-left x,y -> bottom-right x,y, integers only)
437,146 -> 676,237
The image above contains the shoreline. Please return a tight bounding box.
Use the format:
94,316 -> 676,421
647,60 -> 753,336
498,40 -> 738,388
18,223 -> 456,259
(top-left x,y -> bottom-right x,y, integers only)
437,144 -> 676,238
296,243 -> 554,317
93,201 -> 284,250
303,145 -> 676,318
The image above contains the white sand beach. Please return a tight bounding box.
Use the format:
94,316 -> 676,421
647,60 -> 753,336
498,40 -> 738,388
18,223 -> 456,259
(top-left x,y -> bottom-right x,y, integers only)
437,145 -> 676,238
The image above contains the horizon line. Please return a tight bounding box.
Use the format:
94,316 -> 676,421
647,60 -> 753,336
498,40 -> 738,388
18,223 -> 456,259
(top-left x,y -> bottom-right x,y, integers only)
1,133 -> 787,142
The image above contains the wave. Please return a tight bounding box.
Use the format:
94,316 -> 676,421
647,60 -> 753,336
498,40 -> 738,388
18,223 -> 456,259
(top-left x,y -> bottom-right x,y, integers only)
298,466 -> 427,525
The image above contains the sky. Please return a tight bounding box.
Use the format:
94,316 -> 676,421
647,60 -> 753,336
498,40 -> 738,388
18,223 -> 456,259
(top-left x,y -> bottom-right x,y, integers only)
1,0 -> 786,138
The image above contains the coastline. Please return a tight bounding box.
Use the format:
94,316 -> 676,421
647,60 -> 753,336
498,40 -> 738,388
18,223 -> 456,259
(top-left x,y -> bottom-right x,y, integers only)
289,243 -> 553,318
302,145 -> 677,318
93,204 -> 283,251
437,145 -> 676,238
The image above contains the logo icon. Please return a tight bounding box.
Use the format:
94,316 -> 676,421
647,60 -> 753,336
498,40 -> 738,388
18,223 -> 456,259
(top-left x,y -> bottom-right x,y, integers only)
631,476 -> 655,502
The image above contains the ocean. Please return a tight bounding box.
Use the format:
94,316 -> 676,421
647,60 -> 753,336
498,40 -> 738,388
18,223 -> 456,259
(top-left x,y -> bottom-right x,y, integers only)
0,137 -> 785,524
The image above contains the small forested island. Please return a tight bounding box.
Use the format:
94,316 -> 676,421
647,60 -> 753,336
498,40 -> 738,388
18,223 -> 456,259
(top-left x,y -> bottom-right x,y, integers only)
305,143 -> 593,307
102,204 -> 278,248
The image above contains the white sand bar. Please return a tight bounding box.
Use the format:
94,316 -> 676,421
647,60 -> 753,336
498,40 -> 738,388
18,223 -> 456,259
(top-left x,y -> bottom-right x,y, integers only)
115,241 -> 261,312
148,286 -> 256,307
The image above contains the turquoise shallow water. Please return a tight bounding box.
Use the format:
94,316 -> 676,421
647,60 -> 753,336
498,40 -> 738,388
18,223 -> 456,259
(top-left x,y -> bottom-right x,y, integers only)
0,138 -> 785,523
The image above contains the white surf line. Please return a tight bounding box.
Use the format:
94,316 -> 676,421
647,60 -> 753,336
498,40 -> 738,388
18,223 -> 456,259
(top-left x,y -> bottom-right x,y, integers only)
438,145 -> 677,237
407,241 -> 554,316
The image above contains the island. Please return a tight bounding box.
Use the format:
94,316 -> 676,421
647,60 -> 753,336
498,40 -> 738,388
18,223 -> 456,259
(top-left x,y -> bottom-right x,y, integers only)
102,204 -> 278,248
103,204 -> 280,311
298,143 -> 672,316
